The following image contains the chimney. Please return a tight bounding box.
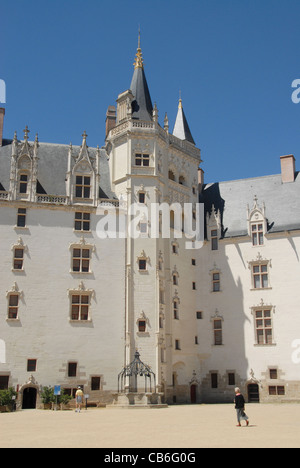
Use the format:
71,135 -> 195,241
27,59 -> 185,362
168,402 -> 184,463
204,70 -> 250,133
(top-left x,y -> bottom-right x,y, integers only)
280,154 -> 296,183
105,105 -> 116,138
0,108 -> 5,146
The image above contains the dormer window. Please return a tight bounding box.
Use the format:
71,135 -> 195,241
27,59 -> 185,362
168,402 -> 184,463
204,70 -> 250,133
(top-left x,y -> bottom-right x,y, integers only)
252,223 -> 264,246
19,173 -> 28,194
75,175 -> 91,199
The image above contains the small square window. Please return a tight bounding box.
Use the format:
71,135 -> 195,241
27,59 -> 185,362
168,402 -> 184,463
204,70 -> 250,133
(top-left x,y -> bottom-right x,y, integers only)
138,259 -> 147,271
75,212 -> 91,231
27,359 -> 37,372
138,320 -> 146,333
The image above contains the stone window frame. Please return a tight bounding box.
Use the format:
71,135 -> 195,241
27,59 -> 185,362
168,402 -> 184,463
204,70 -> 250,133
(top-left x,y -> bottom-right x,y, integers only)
6,283 -> 23,321
11,237 -> 27,272
68,281 -> 94,323
69,237 -> 95,275
251,303 -> 276,346
248,253 -> 272,291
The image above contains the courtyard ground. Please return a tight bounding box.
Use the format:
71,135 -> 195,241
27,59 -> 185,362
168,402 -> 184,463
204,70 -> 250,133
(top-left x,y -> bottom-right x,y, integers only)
0,403 -> 299,448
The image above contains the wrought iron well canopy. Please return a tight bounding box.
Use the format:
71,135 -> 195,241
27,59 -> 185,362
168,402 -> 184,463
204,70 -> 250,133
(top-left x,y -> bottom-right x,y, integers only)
118,350 -> 156,393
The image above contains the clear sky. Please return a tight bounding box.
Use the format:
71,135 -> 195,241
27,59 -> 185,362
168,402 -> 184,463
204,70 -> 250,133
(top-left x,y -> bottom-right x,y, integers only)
1,0 -> 300,183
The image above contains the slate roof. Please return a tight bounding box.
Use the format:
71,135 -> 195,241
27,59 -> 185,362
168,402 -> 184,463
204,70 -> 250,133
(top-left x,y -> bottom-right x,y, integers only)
200,172 -> 300,237
172,101 -> 195,145
0,139 -> 116,200
130,65 -> 153,121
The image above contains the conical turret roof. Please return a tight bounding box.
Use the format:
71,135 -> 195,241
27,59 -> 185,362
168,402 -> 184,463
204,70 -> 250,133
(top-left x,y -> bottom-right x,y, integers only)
173,98 -> 195,145
130,34 -> 153,121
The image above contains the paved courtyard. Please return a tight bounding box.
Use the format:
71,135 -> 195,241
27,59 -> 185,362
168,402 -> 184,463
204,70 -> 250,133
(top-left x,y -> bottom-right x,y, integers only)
0,403 -> 300,448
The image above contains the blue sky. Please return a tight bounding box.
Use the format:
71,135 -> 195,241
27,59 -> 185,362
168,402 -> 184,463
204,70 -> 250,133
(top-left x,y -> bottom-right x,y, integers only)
1,0 -> 300,183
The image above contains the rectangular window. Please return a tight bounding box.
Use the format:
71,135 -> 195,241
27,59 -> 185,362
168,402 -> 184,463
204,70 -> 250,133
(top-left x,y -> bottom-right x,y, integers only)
71,295 -> 90,321
8,294 -> 19,319
138,258 -> 147,271
192,282 -> 196,290
214,320 -> 223,345
74,212 -> 91,231
192,258 -> 196,266
211,373 -> 218,389
68,362 -> 77,377
19,174 -> 28,194
138,320 -> 146,333
138,192 -> 145,203
252,264 -> 269,289
27,359 -> 37,372
75,176 -> 91,199
228,373 -> 235,386
17,208 -> 26,227
211,229 -> 218,251
212,272 -> 220,292
91,376 -> 101,391
72,248 -> 90,273
196,311 -> 203,319
255,310 -> 273,345
13,248 -> 24,270
252,223 -> 264,246
173,301 -> 179,320
270,369 -> 278,379
135,153 -> 150,167
268,386 -> 285,396
0,376 -> 9,390
175,339 -> 181,350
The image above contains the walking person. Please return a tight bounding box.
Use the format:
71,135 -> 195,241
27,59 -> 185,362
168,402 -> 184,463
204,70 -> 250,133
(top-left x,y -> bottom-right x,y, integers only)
75,386 -> 84,413
234,387 -> 249,427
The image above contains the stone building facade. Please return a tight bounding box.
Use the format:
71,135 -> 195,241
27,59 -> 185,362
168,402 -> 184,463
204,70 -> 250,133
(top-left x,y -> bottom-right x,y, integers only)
0,40 -> 299,408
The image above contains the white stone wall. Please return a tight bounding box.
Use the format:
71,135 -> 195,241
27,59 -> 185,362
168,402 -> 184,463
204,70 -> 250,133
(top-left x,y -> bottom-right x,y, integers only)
0,203 -> 125,397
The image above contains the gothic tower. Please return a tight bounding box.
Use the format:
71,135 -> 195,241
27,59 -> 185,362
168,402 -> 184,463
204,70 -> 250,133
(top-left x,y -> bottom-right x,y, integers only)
105,35 -> 202,401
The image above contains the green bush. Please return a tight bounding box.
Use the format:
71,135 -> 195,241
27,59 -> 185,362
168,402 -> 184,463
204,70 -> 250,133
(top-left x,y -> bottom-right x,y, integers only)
40,386 -> 72,406
0,387 -> 17,407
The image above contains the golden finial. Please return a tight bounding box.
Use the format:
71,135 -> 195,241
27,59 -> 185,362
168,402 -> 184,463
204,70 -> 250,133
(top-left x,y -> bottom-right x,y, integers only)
133,28 -> 144,69
178,90 -> 183,109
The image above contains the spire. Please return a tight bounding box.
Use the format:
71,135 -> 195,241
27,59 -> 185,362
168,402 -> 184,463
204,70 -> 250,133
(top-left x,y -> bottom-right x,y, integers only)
130,31 -> 153,121
172,96 -> 195,145
133,29 -> 144,70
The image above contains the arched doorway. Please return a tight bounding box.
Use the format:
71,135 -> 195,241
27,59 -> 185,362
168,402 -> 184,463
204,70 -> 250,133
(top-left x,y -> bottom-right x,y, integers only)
22,387 -> 37,409
248,383 -> 260,403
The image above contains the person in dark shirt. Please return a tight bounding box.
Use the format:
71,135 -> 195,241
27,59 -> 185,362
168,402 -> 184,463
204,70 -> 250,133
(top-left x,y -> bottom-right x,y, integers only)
234,388 -> 249,427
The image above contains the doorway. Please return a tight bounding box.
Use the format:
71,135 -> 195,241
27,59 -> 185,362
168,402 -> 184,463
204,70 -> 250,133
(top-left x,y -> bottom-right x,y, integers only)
190,384 -> 197,404
22,387 -> 37,409
248,383 -> 260,403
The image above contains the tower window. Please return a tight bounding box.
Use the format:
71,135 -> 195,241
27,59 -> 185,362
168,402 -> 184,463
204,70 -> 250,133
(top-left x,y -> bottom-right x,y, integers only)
138,320 -> 146,333
135,153 -> 150,167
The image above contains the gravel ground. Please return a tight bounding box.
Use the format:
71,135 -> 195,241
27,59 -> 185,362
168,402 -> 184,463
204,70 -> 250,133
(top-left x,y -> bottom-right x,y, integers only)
0,403 -> 300,448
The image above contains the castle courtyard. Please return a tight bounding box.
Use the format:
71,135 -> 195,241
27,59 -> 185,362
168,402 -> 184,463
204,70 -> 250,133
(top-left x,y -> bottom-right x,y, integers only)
0,403 -> 299,449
